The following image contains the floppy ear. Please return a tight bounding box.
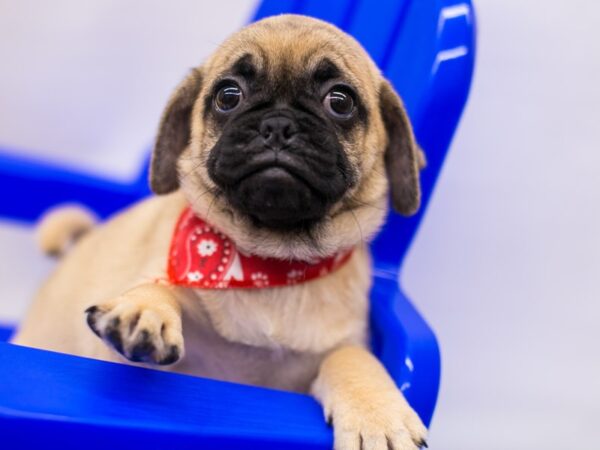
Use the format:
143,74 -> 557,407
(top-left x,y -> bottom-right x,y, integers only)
150,69 -> 203,194
379,79 -> 422,216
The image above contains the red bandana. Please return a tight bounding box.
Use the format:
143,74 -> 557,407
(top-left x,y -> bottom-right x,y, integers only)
167,207 -> 353,289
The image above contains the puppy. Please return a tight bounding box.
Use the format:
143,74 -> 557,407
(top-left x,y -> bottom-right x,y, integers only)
13,15 -> 427,450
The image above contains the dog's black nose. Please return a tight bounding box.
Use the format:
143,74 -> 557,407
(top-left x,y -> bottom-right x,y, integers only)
260,116 -> 297,147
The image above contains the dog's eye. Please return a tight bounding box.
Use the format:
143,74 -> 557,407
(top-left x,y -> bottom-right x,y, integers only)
323,88 -> 355,119
214,83 -> 243,113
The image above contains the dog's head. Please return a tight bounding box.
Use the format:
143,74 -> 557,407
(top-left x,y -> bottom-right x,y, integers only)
150,15 -> 422,260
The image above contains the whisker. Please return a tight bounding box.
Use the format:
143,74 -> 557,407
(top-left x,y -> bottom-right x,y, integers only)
205,192 -> 220,222
370,167 -> 387,178
347,198 -> 386,211
188,186 -> 214,208
350,209 -> 365,244
304,227 -> 323,255
177,154 -> 204,161
177,159 -> 208,185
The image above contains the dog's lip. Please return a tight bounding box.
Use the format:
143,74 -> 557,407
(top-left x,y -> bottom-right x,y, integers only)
247,166 -> 298,183
238,151 -> 312,187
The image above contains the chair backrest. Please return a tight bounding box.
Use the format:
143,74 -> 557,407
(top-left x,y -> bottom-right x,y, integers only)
252,0 -> 476,275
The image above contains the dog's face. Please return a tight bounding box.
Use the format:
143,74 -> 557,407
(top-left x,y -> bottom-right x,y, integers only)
205,53 -> 356,231
150,15 -> 422,260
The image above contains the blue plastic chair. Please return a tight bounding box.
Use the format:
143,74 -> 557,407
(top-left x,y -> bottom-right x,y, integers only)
0,1 -> 475,448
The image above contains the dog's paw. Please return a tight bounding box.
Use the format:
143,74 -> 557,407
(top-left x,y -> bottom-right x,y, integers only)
326,389 -> 428,450
85,297 -> 183,366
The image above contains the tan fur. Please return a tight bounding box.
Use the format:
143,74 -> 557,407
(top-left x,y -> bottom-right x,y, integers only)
312,347 -> 428,449
14,15 -> 426,450
36,205 -> 97,257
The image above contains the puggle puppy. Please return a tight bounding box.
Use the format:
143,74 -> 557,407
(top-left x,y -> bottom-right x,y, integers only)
14,15 -> 427,450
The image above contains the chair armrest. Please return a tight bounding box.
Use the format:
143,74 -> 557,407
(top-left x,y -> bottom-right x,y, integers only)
0,342 -> 333,449
370,273 -> 441,426
0,150 -> 150,223
0,325 -> 13,342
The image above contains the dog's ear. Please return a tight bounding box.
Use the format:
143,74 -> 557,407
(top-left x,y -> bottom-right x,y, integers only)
379,79 -> 422,216
150,69 -> 203,194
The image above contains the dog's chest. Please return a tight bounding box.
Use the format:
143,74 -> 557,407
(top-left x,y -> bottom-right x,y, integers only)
176,316 -> 324,392
176,248 -> 371,387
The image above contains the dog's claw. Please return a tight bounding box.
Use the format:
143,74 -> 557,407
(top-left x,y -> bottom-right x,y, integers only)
85,306 -> 100,336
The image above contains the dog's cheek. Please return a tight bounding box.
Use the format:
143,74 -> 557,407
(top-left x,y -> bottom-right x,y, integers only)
338,131 -> 366,191
177,146 -> 214,198
190,101 -> 221,158
356,121 -> 387,186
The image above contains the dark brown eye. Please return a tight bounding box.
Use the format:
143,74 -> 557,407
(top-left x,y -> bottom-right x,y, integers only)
214,83 -> 243,112
323,88 -> 355,118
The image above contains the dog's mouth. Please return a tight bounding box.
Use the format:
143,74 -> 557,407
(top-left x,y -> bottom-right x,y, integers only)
236,151 -> 311,186
228,161 -> 331,230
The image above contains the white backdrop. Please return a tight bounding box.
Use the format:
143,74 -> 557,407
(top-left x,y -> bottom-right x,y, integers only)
1,1 -> 599,448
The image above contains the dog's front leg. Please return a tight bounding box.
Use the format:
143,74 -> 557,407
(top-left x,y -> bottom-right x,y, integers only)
312,346 -> 428,450
85,283 -> 184,365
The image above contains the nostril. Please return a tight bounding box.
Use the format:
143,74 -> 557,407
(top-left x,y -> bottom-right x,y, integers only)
260,116 -> 297,145
282,123 -> 294,140
261,124 -> 273,140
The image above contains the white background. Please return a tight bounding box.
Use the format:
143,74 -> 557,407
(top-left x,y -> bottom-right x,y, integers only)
1,1 -> 599,448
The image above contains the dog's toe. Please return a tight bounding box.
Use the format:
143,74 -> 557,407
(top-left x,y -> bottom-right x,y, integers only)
159,345 -> 181,366
334,429 -> 418,450
129,329 -> 155,362
324,390 -> 427,450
